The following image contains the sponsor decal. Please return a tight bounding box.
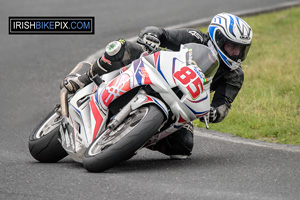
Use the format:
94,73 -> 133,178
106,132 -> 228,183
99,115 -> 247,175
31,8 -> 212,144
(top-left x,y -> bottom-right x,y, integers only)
101,55 -> 112,65
188,30 -> 203,42
99,73 -> 131,110
118,39 -> 126,45
107,42 -> 116,52
186,48 -> 197,66
136,67 -> 151,85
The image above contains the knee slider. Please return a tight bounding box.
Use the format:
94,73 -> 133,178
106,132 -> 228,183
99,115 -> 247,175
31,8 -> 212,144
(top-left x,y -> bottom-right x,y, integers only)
99,39 -> 126,71
105,39 -> 125,59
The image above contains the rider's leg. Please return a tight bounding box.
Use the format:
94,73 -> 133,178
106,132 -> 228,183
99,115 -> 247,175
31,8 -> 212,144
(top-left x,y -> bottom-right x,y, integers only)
148,122 -> 194,159
89,39 -> 144,77
63,39 -> 144,93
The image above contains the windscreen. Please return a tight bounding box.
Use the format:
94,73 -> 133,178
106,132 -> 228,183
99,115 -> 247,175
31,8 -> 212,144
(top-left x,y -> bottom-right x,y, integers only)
184,43 -> 219,80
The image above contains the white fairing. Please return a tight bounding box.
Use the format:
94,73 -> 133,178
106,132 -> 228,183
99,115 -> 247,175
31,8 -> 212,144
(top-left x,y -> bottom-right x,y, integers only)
60,44 -> 219,162
143,46 -> 210,121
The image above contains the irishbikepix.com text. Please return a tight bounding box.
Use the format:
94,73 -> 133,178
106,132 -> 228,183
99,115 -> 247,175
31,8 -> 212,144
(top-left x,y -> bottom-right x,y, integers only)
9,17 -> 94,34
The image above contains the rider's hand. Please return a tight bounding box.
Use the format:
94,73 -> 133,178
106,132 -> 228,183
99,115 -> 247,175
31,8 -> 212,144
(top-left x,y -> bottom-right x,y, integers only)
62,73 -> 91,93
199,106 -> 218,123
142,33 -> 160,50
209,106 -> 218,123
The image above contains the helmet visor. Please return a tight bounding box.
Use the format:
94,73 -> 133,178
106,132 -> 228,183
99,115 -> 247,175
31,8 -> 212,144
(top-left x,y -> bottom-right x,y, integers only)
215,30 -> 251,62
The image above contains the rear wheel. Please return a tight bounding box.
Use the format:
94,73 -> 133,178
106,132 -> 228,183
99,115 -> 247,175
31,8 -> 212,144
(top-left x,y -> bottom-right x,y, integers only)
83,105 -> 164,172
29,108 -> 68,163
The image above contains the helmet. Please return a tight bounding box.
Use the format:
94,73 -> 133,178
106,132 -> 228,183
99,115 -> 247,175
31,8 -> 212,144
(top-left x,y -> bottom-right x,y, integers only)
208,13 -> 252,70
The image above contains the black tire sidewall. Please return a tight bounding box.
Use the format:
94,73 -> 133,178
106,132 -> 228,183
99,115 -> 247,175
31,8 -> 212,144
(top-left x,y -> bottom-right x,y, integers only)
83,104 -> 165,172
30,109 -> 57,141
28,109 -> 67,163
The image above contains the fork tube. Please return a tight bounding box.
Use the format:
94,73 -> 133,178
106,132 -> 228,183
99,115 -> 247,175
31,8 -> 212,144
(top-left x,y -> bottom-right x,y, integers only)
60,88 -> 69,117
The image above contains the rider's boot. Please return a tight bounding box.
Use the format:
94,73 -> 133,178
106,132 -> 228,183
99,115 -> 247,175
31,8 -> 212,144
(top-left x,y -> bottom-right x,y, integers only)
148,122 -> 194,159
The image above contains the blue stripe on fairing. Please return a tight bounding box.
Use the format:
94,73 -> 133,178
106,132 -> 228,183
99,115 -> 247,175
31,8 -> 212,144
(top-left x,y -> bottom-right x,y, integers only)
135,61 -> 144,86
70,103 -> 89,143
153,98 -> 168,117
157,55 -> 169,85
95,88 -> 100,105
174,125 -> 183,129
184,103 -> 208,115
187,92 -> 208,103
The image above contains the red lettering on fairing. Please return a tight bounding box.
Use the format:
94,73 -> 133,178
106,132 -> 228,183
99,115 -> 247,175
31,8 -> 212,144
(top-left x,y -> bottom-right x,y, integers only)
173,66 -> 203,99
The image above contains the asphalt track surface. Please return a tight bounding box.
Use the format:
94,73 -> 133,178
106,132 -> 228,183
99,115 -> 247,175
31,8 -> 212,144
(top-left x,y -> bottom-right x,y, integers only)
1,1 -> 300,199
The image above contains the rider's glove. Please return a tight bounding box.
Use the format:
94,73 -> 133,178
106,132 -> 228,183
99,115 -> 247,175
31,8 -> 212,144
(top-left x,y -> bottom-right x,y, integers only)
209,106 -> 218,123
199,106 -> 218,123
62,73 -> 91,93
142,33 -> 160,50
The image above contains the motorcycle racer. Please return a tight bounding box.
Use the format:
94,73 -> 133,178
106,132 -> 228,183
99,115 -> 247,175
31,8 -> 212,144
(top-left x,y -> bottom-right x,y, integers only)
137,13 -> 252,124
63,13 -> 252,159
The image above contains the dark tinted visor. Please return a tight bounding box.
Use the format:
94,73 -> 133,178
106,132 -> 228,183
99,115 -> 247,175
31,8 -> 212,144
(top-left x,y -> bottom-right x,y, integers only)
215,30 -> 251,62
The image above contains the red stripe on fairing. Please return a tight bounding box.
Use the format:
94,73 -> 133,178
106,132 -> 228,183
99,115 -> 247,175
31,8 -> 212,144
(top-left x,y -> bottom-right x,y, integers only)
196,111 -> 209,118
145,95 -> 154,103
143,71 -> 152,85
90,96 -> 103,141
153,52 -> 160,68
177,114 -> 186,123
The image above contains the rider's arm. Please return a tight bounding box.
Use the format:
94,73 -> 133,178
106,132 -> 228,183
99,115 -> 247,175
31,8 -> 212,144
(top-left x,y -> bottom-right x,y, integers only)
138,26 -> 209,51
210,66 -> 244,123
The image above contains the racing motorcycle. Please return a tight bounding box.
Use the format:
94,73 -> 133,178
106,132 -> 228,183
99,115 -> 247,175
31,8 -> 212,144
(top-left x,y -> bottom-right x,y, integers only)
28,42 -> 219,172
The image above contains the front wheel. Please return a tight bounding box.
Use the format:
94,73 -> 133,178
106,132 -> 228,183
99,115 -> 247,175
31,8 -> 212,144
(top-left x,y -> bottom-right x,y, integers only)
83,105 -> 165,172
29,108 -> 68,163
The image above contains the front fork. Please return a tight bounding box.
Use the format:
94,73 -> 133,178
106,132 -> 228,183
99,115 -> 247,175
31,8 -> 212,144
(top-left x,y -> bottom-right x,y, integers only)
107,94 -> 140,130
107,89 -> 168,131
203,115 -> 210,129
60,87 -> 69,117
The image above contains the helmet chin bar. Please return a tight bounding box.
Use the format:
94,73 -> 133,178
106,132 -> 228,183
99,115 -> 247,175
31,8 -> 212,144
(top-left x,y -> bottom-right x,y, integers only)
220,53 -> 240,71
230,61 -> 240,71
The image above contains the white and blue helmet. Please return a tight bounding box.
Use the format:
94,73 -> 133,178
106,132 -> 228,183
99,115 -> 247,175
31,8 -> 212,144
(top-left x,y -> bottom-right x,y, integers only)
208,13 -> 253,70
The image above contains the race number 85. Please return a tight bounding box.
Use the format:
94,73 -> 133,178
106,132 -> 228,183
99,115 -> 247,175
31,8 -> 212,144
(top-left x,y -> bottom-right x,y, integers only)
174,66 -> 203,99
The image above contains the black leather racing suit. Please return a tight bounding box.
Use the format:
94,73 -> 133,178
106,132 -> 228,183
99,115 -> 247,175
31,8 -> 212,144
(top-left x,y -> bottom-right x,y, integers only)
139,26 -> 244,123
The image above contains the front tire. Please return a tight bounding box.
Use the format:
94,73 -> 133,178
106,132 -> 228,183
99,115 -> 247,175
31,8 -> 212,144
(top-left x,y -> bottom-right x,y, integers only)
29,109 -> 68,163
83,105 -> 164,172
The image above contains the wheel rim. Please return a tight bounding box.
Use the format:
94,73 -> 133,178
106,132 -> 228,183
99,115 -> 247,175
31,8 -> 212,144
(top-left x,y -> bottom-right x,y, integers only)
35,112 -> 62,139
87,107 -> 149,156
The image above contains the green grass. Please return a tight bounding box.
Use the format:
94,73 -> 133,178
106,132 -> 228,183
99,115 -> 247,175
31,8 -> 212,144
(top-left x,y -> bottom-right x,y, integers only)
194,7 -> 300,145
